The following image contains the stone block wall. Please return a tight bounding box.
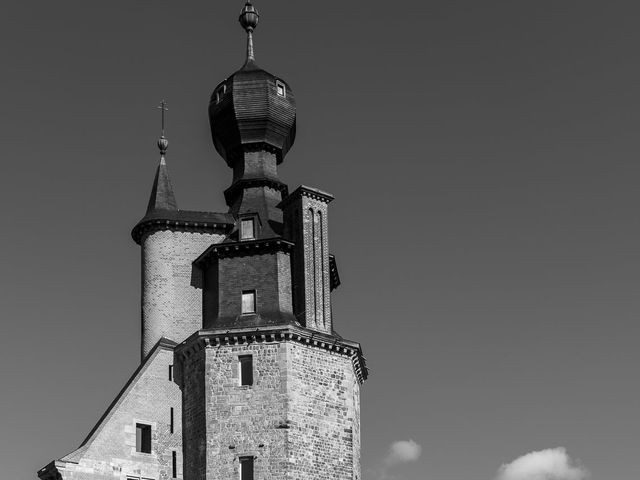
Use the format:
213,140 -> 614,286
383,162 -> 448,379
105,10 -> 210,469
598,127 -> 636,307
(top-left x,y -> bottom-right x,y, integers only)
141,230 -> 225,359
286,342 -> 360,480
178,338 -> 360,480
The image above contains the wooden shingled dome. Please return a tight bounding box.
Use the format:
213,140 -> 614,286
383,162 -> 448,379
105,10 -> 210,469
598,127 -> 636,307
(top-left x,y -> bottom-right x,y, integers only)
209,60 -> 296,167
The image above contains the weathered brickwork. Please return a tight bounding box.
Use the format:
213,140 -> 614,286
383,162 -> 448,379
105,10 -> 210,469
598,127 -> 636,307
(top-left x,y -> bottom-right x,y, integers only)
203,251 -> 294,327
280,188 -> 333,334
40,345 -> 182,480
178,340 -> 360,480
141,230 -> 225,358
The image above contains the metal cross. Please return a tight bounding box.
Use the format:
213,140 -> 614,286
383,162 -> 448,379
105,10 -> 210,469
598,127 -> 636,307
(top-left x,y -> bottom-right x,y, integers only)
157,100 -> 168,136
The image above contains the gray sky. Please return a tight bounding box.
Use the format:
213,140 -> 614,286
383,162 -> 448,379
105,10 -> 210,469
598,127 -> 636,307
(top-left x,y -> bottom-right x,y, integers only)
1,1 -> 639,480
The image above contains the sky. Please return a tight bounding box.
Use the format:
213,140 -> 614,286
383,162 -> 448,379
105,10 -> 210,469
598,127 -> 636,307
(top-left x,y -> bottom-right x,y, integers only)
1,1 -> 639,479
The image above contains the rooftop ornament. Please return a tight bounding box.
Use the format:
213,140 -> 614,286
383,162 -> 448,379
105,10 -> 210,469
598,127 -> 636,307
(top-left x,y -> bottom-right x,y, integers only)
239,1 -> 259,62
156,99 -> 169,160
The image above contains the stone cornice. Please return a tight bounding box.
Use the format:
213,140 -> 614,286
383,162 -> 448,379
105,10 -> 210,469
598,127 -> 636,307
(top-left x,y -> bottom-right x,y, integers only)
175,324 -> 368,384
277,185 -> 334,209
131,210 -> 234,245
194,237 -> 295,266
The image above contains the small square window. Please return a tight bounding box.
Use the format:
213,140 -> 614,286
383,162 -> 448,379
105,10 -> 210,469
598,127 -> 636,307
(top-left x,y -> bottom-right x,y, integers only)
136,423 -> 152,453
276,80 -> 286,97
241,290 -> 256,315
240,218 -> 255,240
239,456 -> 254,480
238,355 -> 253,386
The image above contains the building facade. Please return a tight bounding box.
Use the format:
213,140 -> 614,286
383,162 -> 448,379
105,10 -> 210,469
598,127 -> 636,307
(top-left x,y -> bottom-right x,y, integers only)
38,3 -> 367,480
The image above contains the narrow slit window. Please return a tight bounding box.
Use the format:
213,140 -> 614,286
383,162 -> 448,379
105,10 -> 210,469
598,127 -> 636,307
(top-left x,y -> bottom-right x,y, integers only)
239,456 -> 254,480
238,355 -> 253,386
240,218 -> 255,240
135,423 -> 152,453
241,290 -> 256,314
170,407 -> 174,434
216,84 -> 226,103
172,450 -> 177,478
168,365 -> 173,381
276,80 -> 286,97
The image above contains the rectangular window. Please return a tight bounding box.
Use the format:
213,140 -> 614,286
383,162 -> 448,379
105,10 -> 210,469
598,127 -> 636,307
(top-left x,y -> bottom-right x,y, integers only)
170,407 -> 174,434
239,456 -> 254,480
172,451 -> 177,478
240,217 -> 255,240
238,355 -> 253,386
276,80 -> 286,97
241,290 -> 256,314
136,423 -> 152,453
168,365 -> 173,381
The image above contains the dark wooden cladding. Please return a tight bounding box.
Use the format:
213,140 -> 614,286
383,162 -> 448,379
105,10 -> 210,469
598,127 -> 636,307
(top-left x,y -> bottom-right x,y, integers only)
209,62 -> 296,166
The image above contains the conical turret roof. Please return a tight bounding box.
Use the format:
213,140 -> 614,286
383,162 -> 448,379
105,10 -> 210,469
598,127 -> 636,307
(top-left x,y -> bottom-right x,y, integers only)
146,155 -> 177,213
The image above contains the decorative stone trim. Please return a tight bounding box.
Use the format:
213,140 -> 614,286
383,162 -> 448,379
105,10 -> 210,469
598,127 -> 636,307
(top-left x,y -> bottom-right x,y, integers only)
132,218 -> 232,244
277,185 -> 334,209
175,324 -> 368,384
194,238 -> 295,265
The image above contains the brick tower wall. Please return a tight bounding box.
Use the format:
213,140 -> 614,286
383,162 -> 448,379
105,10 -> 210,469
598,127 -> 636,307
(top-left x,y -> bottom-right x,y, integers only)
281,191 -> 333,334
141,230 -> 225,359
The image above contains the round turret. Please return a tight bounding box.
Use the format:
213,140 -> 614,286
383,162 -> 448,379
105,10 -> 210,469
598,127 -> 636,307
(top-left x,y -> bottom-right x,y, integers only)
208,1 -> 296,167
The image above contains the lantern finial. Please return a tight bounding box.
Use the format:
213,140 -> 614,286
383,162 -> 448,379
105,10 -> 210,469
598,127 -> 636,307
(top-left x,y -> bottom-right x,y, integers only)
239,1 -> 259,62
156,100 -> 169,159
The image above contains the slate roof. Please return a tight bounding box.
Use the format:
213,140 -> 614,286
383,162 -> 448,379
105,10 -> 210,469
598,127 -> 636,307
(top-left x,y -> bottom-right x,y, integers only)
146,157 -> 177,213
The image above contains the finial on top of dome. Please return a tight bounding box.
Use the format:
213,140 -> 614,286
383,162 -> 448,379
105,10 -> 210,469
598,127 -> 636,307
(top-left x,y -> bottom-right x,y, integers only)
157,100 -> 169,159
239,1 -> 259,62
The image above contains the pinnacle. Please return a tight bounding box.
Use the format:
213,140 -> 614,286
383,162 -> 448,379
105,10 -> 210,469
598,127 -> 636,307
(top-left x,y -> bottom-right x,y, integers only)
146,157 -> 178,213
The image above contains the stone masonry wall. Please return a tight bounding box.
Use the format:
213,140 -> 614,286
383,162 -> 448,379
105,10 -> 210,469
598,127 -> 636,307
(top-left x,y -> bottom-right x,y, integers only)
141,230 -> 225,358
202,343 -> 289,480
181,348 -> 206,480
286,342 -> 360,480
180,339 -> 360,480
49,347 -> 182,480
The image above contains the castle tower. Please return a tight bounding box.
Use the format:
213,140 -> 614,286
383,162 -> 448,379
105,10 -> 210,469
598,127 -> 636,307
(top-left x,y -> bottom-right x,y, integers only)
132,103 -> 234,360
176,3 -> 366,480
37,4 -> 366,480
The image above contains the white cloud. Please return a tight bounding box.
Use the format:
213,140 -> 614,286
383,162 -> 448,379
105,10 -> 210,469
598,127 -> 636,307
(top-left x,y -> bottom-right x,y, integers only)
497,448 -> 588,480
384,439 -> 422,466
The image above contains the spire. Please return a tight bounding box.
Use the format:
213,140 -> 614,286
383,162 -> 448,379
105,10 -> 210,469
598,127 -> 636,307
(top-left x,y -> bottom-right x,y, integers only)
239,1 -> 259,63
146,101 -> 177,213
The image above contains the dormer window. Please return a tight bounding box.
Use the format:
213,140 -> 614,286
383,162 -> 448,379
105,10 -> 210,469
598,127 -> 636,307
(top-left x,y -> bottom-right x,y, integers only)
240,217 -> 255,240
216,84 -> 227,103
276,80 -> 286,97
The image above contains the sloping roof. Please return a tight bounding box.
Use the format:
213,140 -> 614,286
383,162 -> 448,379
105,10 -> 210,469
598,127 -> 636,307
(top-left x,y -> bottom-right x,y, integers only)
57,338 -> 177,464
146,157 -> 178,213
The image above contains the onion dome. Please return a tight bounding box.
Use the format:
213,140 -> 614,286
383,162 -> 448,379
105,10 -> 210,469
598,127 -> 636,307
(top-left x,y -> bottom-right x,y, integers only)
208,1 -> 296,167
